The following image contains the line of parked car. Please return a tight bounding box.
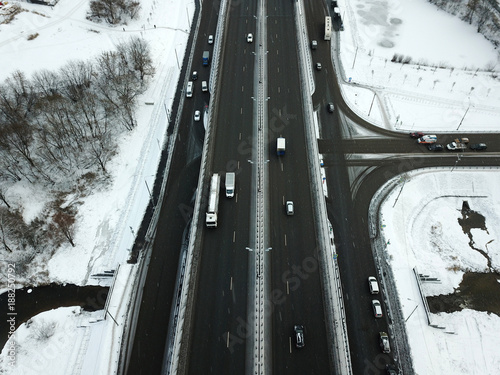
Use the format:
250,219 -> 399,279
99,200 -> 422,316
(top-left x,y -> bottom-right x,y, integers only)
410,132 -> 487,151
368,276 -> 399,374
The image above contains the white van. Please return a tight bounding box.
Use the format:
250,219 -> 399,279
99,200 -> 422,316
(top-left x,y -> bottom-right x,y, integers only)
202,80 -> 208,92
186,81 -> 193,97
417,135 -> 437,144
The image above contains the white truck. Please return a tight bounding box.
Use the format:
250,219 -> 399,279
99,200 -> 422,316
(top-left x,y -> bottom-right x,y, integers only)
206,173 -> 220,227
446,142 -> 467,151
225,172 -> 235,198
277,137 -> 286,155
324,16 -> 332,40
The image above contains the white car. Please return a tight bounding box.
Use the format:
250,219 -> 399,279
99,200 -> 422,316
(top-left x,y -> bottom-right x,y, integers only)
286,201 -> 294,215
368,276 -> 379,294
247,33 -> 253,43
372,300 -> 383,318
379,332 -> 391,353
194,110 -> 201,121
208,34 -> 214,44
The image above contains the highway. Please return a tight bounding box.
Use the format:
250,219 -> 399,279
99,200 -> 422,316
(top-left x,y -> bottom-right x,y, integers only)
123,0 -> 500,374
182,0 -> 257,373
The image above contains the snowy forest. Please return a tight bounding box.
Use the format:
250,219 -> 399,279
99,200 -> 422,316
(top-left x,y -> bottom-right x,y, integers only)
0,36 -> 154,277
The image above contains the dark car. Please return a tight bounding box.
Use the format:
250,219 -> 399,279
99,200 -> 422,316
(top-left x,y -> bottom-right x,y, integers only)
327,103 -> 334,113
409,132 -> 424,139
428,143 -> 443,151
470,143 -> 487,151
294,325 -> 305,348
386,364 -> 397,375
192,71 -> 198,81
315,62 -> 322,71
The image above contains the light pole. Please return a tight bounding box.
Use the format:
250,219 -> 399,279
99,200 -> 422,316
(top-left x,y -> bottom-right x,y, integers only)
451,154 -> 462,172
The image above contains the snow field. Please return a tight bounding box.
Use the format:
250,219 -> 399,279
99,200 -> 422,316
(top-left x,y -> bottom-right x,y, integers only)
379,169 -> 500,374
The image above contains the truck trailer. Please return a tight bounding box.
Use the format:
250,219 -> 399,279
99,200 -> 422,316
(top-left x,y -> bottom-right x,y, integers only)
277,137 -> 286,155
206,173 -> 220,227
324,16 -> 332,40
225,172 -> 235,198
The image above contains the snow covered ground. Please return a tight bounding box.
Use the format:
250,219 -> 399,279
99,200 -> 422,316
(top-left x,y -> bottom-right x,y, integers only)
378,169 -> 500,374
338,0 -> 500,131
0,0 -> 499,374
0,0 -> 192,373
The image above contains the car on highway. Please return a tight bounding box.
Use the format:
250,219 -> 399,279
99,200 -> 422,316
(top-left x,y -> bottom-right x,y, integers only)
192,71 -> 198,81
427,144 -> 444,151
194,110 -> 201,121
186,81 -> 193,97
386,364 -> 397,375
372,299 -> 383,318
294,325 -> 305,348
316,62 -> 322,71
368,276 -> 379,294
470,143 -> 487,151
409,131 -> 424,139
286,201 -> 294,215
311,40 -> 317,49
202,80 -> 208,92
327,103 -> 334,113
446,142 -> 466,151
247,33 -> 253,43
379,332 -> 391,353
208,34 -> 213,44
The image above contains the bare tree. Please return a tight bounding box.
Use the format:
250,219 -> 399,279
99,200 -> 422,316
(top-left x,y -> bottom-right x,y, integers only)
88,0 -> 141,25
52,208 -> 76,247
117,37 -> 155,82
31,319 -> 56,341
0,188 -> 10,209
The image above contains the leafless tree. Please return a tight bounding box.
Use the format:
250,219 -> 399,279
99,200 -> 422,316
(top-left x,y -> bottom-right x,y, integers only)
52,208 -> 76,247
88,0 -> 141,25
117,36 -> 155,82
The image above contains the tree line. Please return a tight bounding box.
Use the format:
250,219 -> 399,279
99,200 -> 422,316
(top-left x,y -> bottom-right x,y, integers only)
0,37 -> 154,269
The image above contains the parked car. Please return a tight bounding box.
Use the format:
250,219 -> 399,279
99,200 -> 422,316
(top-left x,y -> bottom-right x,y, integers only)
470,143 -> 487,151
386,364 -> 398,375
194,110 -> 201,121
286,201 -> 294,216
379,332 -> 391,353
428,144 -> 444,151
192,71 -> 198,81
247,33 -> 253,43
294,325 -> 305,348
447,142 -> 467,151
409,131 -> 424,139
327,103 -> 334,113
372,300 -> 383,318
417,135 -> 437,144
454,137 -> 469,144
368,276 -> 379,294
208,34 -> 214,44
316,62 -> 322,71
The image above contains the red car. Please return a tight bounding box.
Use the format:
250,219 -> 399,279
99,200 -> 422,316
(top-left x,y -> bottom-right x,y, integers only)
409,132 -> 424,139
